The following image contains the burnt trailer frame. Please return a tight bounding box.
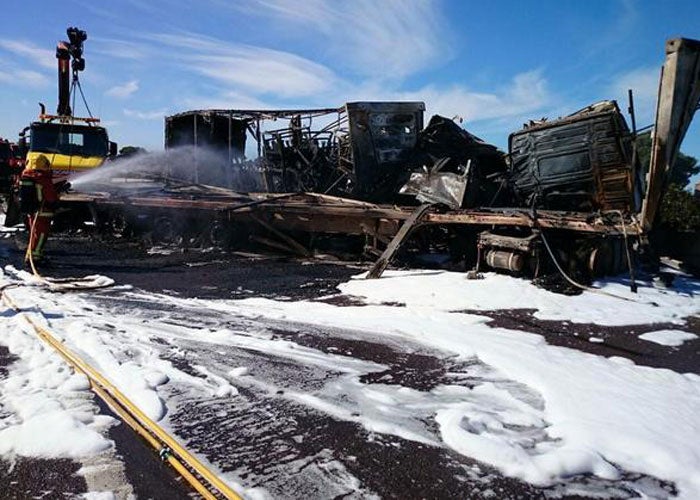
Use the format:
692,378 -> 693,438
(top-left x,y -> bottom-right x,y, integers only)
62,186 -> 637,281
64,190 -> 633,235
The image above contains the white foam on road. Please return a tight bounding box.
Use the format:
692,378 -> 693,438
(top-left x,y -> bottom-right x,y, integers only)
3,265 -> 700,497
337,270 -> 700,326
188,271 -> 700,498
80,492 -> 116,500
639,329 -> 699,346
0,310 -> 113,458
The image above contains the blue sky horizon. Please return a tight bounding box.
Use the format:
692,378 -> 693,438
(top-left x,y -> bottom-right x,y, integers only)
1,0 -> 699,185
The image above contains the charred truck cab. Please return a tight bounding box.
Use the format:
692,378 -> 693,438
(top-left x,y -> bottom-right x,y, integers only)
508,101 -> 641,213
472,101 -> 645,278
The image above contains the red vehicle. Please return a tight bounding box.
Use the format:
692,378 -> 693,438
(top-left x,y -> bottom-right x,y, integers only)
0,138 -> 25,195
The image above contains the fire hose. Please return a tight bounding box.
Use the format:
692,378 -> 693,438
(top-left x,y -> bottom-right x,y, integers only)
6,217 -> 244,498
0,289 -> 243,499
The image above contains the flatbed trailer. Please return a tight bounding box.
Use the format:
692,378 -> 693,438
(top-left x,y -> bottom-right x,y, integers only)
60,187 -> 638,280
62,190 -> 636,236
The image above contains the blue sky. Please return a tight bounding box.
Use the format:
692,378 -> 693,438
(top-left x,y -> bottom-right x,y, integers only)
1,0 -> 699,184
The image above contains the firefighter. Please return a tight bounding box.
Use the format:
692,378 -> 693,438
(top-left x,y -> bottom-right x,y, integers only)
19,154 -> 61,264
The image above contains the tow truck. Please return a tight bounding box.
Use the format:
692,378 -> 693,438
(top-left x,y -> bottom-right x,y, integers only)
20,27 -> 116,176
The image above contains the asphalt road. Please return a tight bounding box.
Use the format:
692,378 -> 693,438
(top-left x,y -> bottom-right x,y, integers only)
0,230 -> 697,499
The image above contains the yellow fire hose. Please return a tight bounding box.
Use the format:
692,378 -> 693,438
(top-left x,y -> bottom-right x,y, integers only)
24,210 -> 42,279
1,291 -> 243,500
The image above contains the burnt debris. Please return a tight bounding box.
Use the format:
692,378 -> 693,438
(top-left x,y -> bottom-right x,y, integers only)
161,100 -> 642,218
60,36 -> 700,284
163,102 -> 431,203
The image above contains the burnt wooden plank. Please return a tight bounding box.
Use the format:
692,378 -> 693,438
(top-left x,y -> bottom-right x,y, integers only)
366,203 -> 434,280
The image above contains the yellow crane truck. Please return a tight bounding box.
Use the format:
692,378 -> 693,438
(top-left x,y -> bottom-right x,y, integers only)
4,26 -> 116,225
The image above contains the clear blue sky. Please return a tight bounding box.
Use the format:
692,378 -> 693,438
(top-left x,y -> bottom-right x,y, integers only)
1,0 -> 699,184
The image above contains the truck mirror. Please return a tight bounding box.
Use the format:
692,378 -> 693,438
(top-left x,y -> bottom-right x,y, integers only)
18,137 -> 27,156
109,141 -> 118,157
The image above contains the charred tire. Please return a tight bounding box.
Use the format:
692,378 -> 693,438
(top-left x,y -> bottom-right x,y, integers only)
207,219 -> 233,248
152,216 -> 183,246
587,238 -> 627,277
109,212 -> 133,238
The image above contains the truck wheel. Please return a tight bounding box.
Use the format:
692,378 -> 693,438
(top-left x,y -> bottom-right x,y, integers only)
152,216 -> 183,246
110,212 -> 132,238
207,220 -> 231,248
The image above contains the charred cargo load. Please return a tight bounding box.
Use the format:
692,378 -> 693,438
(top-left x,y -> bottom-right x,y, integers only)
344,101 -> 424,201
508,101 -> 640,212
401,115 -> 507,208
163,102 -> 426,202
165,110 -> 264,192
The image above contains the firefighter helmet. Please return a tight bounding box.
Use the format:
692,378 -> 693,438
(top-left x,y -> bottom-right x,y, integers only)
34,154 -> 51,171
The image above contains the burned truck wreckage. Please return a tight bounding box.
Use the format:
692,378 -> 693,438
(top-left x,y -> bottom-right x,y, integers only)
160,102 -> 507,207
57,37 -> 700,285
61,102 -> 640,281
